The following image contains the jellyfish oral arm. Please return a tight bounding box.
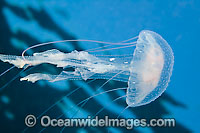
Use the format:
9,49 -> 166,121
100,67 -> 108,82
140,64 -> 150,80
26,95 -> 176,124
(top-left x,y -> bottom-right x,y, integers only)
0,49 -> 130,83
0,54 -> 28,68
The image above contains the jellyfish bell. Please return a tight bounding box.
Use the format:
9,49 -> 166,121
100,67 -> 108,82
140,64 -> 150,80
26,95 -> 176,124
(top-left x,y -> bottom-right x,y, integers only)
0,30 -> 174,107
126,30 -> 174,107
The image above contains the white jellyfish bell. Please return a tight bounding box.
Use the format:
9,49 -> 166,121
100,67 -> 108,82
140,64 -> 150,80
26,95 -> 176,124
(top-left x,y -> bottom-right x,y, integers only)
0,30 -> 174,108
126,30 -> 174,107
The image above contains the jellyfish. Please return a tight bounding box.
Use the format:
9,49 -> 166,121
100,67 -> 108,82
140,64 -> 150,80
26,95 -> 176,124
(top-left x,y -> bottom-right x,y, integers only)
0,30 -> 174,109
0,30 -> 174,132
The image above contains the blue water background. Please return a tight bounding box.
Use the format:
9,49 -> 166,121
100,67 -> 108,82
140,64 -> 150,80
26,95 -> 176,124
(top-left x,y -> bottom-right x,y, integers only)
0,0 -> 199,132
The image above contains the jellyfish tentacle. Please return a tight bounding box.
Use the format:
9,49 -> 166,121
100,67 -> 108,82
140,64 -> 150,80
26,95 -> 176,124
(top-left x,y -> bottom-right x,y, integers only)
78,94 -> 127,131
0,65 -> 15,77
59,88 -> 127,133
95,54 -> 133,57
85,35 -> 137,53
68,70 -> 124,120
61,93 -> 134,132
85,43 -> 115,52
84,36 -> 138,54
93,95 -> 127,118
23,79 -> 96,133
37,79 -> 96,119
21,38 -> 138,60
88,43 -> 136,53
121,36 -> 138,43
39,87 -> 127,133
0,66 -> 28,91
58,87 -> 127,118
117,105 -> 131,119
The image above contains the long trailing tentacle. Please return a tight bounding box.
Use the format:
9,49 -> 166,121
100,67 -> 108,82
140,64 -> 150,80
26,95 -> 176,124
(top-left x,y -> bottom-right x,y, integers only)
88,43 -> 136,53
21,34 -> 138,133
69,70 -> 124,118
117,105 -> 131,119
22,79 -> 96,133
37,79 -> 96,119
94,54 -> 133,57
78,94 -> 129,131
39,87 -> 127,133
121,36 -> 139,43
86,36 -> 138,53
94,95 -> 127,118
85,35 -> 138,53
0,66 -> 15,77
87,36 -> 137,55
42,71 -> 125,132
60,93 -> 132,133
0,65 -> 29,92
1,35 -> 137,79
26,71 -> 125,132
59,88 -> 127,133
21,36 -> 138,62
